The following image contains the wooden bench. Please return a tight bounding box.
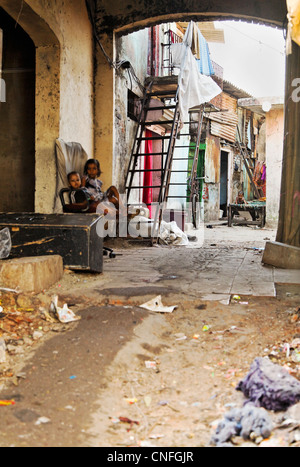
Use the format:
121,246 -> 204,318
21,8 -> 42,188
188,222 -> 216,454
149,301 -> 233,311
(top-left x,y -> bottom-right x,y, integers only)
228,201 -> 266,228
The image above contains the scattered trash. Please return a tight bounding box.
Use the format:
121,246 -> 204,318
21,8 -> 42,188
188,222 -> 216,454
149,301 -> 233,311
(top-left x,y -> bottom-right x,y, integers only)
0,287 -> 20,294
236,357 -> 300,412
50,295 -> 81,323
69,375 -> 77,380
159,220 -> 189,246
35,416 -> 51,425
283,343 -> 290,358
202,325 -> 211,332
232,295 -> 241,301
0,400 -> 15,406
144,396 -> 152,407
292,350 -> 300,363
287,306 -> 300,323
210,403 -> 273,447
140,295 -> 177,314
145,361 -> 157,369
125,398 -> 138,405
149,434 -> 165,440
118,417 -> 140,426
175,332 -> 187,341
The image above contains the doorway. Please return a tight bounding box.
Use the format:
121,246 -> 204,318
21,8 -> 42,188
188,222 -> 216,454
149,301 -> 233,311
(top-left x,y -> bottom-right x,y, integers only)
0,8 -> 35,212
220,150 -> 228,217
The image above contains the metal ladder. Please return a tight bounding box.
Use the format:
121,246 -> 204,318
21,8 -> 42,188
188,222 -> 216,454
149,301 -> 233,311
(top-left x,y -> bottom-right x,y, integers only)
236,127 -> 264,199
125,79 -> 205,243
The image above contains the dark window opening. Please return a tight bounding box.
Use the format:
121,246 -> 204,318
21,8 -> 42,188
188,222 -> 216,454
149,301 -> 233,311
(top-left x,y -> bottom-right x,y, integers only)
127,89 -> 141,121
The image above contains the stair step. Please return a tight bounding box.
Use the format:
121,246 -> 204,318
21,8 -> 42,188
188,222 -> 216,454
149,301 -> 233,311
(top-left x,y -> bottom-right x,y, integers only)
144,119 -> 174,126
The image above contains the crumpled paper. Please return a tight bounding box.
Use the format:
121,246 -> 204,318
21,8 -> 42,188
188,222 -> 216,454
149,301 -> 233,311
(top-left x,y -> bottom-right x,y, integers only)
50,295 -> 81,323
140,295 -> 177,313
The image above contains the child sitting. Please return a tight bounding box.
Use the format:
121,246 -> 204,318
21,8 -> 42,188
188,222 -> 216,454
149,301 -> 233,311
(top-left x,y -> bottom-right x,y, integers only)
60,171 -> 91,213
81,159 -> 125,216
234,190 -> 257,221
235,191 -> 247,205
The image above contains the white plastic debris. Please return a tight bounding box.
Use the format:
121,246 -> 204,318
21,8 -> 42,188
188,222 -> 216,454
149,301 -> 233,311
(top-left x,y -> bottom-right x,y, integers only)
0,228 -> 12,259
140,295 -> 177,313
35,416 -> 51,426
159,221 -> 189,246
50,295 -> 81,323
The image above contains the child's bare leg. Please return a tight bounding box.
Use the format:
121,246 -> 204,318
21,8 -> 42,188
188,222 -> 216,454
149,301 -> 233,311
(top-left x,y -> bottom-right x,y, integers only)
107,186 -> 126,215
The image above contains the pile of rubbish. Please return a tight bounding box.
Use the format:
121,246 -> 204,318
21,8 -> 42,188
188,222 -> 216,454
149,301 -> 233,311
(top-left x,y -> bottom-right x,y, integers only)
0,290 -> 80,381
211,357 -> 300,447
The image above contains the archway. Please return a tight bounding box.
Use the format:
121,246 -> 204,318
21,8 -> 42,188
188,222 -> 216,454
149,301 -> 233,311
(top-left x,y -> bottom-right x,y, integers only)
0,7 -> 35,212
0,0 -> 60,213
94,1 -> 299,251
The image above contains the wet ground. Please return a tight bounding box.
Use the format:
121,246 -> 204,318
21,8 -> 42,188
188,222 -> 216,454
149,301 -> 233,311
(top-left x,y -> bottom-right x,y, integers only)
0,224 -> 299,447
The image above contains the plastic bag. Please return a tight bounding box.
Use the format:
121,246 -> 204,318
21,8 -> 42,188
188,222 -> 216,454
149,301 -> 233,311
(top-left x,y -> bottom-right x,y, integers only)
0,228 -> 12,259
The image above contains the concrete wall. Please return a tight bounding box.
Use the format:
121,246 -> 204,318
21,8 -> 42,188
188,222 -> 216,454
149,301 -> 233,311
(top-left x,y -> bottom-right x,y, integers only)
0,0 -> 94,213
265,107 -> 284,228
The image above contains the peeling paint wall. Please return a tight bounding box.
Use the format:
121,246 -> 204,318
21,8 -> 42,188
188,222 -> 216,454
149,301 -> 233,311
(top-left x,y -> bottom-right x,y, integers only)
265,107 -> 284,228
204,133 -> 220,220
114,29 -> 149,193
28,0 -> 94,213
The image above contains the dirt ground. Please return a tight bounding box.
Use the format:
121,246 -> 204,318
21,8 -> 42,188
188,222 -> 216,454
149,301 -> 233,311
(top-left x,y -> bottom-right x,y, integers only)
0,224 -> 299,447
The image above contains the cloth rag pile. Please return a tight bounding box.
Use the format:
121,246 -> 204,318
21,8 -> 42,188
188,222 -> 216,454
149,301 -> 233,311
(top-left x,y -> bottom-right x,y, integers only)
236,357 -> 300,412
210,403 -> 273,447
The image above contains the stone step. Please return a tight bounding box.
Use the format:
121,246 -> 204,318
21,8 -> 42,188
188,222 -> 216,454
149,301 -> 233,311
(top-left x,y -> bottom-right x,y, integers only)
0,255 -> 63,294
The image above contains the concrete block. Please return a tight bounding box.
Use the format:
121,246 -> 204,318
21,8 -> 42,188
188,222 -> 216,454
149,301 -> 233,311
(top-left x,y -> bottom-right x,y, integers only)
0,255 -> 64,293
262,241 -> 300,270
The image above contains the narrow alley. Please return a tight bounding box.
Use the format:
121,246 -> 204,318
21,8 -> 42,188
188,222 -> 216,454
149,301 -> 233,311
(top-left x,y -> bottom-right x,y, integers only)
0,224 -> 299,447
0,0 -> 299,453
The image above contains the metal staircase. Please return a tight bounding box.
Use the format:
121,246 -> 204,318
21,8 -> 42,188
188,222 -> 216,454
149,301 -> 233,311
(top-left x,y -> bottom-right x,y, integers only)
125,76 -> 206,243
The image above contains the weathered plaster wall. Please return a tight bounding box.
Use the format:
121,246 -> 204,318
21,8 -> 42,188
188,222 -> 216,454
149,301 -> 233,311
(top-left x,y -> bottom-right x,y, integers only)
0,0 -> 94,213
27,0 -> 94,149
95,34 -> 114,190
204,133 -> 220,221
28,0 -> 94,213
265,107 -> 284,228
114,29 -> 149,192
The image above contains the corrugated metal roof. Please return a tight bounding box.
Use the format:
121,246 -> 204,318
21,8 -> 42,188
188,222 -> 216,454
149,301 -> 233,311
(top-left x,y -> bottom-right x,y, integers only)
210,121 -> 237,143
223,80 -> 253,99
208,111 -> 238,126
207,110 -> 238,143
